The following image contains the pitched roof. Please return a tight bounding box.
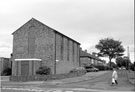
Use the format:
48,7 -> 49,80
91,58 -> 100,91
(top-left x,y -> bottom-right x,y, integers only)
80,50 -> 89,57
80,50 -> 95,59
80,50 -> 102,61
12,18 -> 80,45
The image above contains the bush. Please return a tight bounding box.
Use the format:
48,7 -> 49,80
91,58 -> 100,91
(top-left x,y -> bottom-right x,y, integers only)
36,66 -> 51,75
130,64 -> 135,71
1,68 -> 12,76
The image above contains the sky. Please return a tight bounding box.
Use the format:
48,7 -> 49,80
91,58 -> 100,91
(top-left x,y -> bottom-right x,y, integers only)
0,0 -> 134,63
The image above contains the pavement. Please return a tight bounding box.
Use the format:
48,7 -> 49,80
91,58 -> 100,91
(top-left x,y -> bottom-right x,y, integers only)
128,71 -> 135,85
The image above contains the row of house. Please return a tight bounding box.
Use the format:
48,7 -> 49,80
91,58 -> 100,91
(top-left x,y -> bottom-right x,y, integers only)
1,18 -> 106,77
80,49 -> 106,67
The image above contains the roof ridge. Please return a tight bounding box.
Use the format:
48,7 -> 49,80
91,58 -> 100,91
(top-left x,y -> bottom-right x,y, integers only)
12,18 -> 80,44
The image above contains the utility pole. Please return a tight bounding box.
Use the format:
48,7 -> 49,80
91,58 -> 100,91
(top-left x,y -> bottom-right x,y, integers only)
127,46 -> 130,71
127,46 -> 130,59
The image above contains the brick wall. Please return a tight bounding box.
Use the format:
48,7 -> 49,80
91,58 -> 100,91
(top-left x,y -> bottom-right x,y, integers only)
12,18 -> 80,75
55,33 -> 80,74
12,19 -> 55,75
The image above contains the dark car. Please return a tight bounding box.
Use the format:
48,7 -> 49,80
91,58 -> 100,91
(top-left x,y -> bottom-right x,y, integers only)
84,66 -> 99,72
90,67 -> 99,72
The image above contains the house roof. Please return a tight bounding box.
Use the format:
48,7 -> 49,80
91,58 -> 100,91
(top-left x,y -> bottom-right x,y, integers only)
80,50 -> 89,57
80,50 -> 102,61
12,18 -> 80,45
80,50 -> 95,59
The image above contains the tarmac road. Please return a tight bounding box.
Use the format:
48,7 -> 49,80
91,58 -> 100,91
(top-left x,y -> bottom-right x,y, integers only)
54,70 -> 135,91
1,70 -> 134,92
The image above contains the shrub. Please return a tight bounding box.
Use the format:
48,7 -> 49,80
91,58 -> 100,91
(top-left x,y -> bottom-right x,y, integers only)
1,68 -> 12,76
36,66 -> 51,75
130,64 -> 135,71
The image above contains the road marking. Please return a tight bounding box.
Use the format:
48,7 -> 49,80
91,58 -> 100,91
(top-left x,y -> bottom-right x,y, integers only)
1,87 -> 67,92
50,90 -> 62,92
1,87 -> 44,92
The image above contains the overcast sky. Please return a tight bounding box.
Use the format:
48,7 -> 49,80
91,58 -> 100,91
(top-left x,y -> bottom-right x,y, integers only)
0,0 -> 134,62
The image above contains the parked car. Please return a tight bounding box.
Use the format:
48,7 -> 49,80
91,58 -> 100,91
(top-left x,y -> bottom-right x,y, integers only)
122,67 -> 126,70
70,67 -> 86,73
90,67 -> 99,72
84,66 -> 99,72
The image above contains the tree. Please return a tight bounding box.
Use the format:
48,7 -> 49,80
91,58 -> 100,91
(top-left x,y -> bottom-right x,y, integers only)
123,56 -> 131,69
95,38 -> 125,68
115,56 -> 123,67
107,62 -> 116,68
115,56 -> 131,69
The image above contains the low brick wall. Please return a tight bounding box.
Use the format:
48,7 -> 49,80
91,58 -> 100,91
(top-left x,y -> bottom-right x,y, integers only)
10,71 -> 85,82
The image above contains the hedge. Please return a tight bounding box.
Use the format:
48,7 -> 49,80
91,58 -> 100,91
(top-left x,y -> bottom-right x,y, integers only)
1,68 -> 12,76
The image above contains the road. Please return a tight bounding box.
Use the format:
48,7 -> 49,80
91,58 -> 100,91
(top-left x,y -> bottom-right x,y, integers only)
1,70 -> 134,92
38,70 -> 134,91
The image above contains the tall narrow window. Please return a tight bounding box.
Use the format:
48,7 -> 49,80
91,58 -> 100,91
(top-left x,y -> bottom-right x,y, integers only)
61,36 -> 63,60
28,26 -> 36,57
67,39 -> 69,61
76,45 -> 78,63
72,42 -> 74,62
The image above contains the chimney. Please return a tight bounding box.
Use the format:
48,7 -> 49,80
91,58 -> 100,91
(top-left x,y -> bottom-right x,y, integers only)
85,50 -> 87,53
92,52 -> 96,56
80,47 -> 82,51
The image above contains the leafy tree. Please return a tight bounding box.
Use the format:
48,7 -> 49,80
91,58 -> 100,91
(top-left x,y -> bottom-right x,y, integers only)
95,38 -> 125,68
130,62 -> 135,71
115,56 -> 123,67
115,56 -> 131,69
122,56 -> 131,69
107,62 -> 116,68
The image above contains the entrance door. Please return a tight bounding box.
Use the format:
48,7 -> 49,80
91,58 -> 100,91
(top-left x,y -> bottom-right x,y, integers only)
21,61 -> 29,76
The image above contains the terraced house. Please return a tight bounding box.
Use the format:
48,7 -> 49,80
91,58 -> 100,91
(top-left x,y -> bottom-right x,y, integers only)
80,49 -> 105,66
12,18 -> 80,76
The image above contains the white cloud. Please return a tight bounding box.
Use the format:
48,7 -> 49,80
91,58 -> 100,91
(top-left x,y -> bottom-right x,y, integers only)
0,0 -> 134,61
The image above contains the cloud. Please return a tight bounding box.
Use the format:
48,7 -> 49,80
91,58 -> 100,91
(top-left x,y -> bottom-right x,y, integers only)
0,0 -> 134,60
0,45 -> 11,48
